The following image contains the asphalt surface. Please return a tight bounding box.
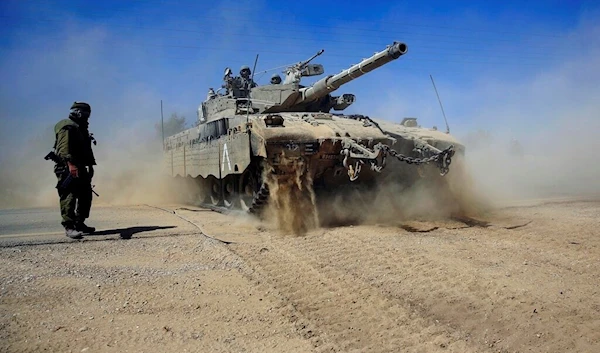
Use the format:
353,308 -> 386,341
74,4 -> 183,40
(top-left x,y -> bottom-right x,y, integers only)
0,205 -> 198,246
0,207 -> 81,236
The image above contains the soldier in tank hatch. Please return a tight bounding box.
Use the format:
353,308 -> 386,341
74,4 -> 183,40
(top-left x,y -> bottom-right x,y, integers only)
270,74 -> 282,84
238,65 -> 257,89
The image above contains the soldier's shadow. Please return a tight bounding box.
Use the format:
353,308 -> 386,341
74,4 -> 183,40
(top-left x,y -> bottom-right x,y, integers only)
89,226 -> 176,239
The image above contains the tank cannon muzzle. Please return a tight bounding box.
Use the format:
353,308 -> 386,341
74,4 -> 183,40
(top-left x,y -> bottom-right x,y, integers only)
301,41 -> 408,102
389,42 -> 408,58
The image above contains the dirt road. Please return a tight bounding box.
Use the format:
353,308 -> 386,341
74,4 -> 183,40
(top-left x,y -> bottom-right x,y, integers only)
1,200 -> 598,352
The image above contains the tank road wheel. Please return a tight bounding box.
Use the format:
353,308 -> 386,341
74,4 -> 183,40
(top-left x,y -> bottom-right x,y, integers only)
249,183 -> 270,215
222,176 -> 237,209
209,176 -> 221,206
239,169 -> 260,212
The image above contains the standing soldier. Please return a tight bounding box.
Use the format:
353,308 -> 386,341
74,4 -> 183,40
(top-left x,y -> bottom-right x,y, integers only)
53,101 -> 97,239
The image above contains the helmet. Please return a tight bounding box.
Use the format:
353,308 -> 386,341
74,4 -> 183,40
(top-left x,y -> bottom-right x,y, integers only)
240,65 -> 251,77
70,101 -> 91,119
270,74 -> 282,84
70,101 -> 91,112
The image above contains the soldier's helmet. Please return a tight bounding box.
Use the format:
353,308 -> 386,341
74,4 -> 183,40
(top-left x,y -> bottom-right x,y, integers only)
270,74 -> 282,84
240,65 -> 251,77
70,101 -> 91,119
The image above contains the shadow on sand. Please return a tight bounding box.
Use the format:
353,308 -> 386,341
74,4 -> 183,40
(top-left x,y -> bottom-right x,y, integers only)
0,225 -> 181,248
89,225 -> 177,239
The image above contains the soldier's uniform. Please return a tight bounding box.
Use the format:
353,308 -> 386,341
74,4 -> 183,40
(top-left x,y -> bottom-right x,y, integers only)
53,102 -> 97,238
239,65 -> 257,88
230,65 -> 257,97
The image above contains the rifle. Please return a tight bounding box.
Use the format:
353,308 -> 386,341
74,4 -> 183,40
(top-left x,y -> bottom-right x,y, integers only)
44,150 -> 62,164
44,151 -> 99,197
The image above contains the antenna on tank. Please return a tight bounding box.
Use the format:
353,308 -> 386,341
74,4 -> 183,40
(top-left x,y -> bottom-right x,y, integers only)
429,74 -> 450,134
247,54 -> 259,124
160,99 -> 165,150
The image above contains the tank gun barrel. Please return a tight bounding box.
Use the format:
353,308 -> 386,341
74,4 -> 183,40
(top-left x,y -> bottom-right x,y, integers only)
301,41 -> 408,102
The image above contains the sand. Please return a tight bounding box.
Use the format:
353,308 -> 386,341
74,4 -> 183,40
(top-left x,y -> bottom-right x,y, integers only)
1,198 -> 598,353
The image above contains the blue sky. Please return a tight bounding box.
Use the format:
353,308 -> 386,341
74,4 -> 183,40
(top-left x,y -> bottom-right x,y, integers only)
1,0 -> 596,132
1,0 -> 599,205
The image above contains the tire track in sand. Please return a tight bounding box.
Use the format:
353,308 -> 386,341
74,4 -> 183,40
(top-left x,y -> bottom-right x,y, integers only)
287,224 -> 600,353
177,202 -> 600,353
229,231 -> 477,353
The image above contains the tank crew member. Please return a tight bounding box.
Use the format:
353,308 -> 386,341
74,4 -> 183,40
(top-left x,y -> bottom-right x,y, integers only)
207,87 -> 217,100
238,65 -> 257,89
270,74 -> 282,84
227,65 -> 257,98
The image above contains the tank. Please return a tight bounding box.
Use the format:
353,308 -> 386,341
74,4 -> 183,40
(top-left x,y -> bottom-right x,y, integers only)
162,41 -> 465,231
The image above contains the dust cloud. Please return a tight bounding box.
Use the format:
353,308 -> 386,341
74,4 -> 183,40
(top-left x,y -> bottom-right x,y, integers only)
90,124 -> 179,207
0,121 -> 182,211
314,155 -> 491,228
0,126 -> 61,209
457,118 -> 600,207
454,25 -> 600,207
263,155 -> 320,236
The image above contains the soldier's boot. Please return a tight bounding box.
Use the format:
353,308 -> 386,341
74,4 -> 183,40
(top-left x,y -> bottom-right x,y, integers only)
75,222 -> 96,235
65,228 -> 84,239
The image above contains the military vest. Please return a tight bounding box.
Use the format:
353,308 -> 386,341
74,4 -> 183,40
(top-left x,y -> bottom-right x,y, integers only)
54,118 -> 97,166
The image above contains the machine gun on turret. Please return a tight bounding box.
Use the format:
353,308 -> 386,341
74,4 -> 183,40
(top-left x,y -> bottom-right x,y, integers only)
283,49 -> 325,84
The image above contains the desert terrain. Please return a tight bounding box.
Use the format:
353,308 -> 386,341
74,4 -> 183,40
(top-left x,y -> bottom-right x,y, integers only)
1,196 -> 598,353
2,1 -> 599,352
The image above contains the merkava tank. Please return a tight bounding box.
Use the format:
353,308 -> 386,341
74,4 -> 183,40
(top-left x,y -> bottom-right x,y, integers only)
163,41 -> 464,226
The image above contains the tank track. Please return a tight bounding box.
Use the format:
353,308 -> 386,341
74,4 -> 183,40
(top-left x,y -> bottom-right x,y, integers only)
248,182 -> 270,215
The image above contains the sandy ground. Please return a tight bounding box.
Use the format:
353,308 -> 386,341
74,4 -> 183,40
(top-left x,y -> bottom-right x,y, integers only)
1,199 -> 599,353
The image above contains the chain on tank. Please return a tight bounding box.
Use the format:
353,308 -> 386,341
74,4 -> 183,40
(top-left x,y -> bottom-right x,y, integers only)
341,142 -> 455,178
380,144 -> 455,176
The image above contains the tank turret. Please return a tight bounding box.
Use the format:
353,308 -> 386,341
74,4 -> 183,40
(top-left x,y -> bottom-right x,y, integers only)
200,41 -> 408,122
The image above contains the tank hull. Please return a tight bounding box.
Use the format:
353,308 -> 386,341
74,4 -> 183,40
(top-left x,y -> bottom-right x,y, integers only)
163,112 -> 463,219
